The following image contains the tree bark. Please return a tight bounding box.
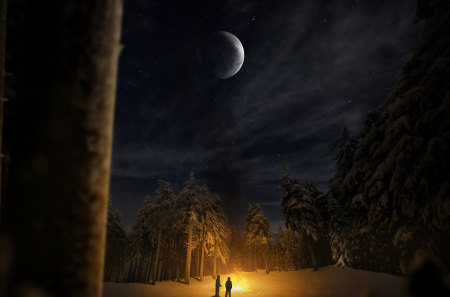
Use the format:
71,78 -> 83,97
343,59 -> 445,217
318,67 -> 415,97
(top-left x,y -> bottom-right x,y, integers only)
136,253 -> 145,282
126,259 -> 134,282
213,238 -> 218,277
160,240 -> 170,281
116,262 -> 124,282
200,237 -> 205,281
3,1 -> 123,296
185,220 -> 192,284
0,0 -> 6,221
145,245 -> 156,283
155,259 -> 161,282
196,247 -> 200,278
152,230 -> 162,284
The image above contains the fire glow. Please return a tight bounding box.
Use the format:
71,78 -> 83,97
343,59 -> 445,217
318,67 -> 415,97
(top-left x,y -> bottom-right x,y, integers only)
231,271 -> 251,292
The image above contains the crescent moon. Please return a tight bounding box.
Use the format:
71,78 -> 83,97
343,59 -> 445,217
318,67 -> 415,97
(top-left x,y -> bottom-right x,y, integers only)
199,31 -> 245,79
215,31 -> 245,79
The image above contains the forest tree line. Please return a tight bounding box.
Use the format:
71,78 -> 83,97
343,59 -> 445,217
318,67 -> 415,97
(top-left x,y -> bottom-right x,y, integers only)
104,170 -> 340,284
106,113 -> 450,283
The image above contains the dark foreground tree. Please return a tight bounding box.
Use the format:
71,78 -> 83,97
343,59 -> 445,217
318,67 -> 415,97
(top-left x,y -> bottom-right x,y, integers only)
2,1 -> 123,296
0,0 -> 6,218
327,0 -> 450,274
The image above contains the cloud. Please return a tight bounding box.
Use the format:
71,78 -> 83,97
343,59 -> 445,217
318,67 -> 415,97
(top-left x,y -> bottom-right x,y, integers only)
111,0 -> 420,228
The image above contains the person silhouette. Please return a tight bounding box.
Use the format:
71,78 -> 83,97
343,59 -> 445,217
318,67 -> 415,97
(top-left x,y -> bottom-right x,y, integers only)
225,277 -> 232,297
215,275 -> 222,297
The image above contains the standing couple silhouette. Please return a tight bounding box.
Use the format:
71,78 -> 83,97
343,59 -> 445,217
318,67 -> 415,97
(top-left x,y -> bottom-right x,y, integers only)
215,275 -> 232,297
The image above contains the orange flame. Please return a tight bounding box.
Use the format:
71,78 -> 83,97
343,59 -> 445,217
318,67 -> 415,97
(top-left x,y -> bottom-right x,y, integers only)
231,271 -> 251,292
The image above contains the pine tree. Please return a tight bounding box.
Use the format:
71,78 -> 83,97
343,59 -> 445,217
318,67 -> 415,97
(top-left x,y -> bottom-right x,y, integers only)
284,227 -> 302,269
123,174 -> 230,284
178,173 -> 229,282
327,195 -> 354,267
243,203 -> 271,272
326,1 -> 450,272
329,128 -> 358,204
150,181 -> 180,283
104,201 -> 127,282
127,180 -> 181,284
281,167 -> 324,271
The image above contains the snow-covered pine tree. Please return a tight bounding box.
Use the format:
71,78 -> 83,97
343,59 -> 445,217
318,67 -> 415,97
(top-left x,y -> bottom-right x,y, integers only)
327,0 -> 450,273
127,180 -> 181,283
243,203 -> 271,273
282,227 -> 302,269
178,173 -> 229,282
203,190 -> 230,277
150,181 -> 180,284
281,167 -> 324,271
327,194 -> 353,267
270,226 -> 283,271
276,226 -> 296,271
327,128 -> 359,268
124,174 -> 230,284
126,196 -> 153,282
104,201 -> 127,282
329,128 -> 358,205
176,174 -> 200,284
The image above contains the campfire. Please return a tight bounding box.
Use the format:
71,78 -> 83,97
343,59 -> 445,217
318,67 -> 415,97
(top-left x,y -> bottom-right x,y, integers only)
231,271 -> 250,292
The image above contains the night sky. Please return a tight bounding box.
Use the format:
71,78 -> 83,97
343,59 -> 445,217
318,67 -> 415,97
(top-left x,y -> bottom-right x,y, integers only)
110,0 -> 421,232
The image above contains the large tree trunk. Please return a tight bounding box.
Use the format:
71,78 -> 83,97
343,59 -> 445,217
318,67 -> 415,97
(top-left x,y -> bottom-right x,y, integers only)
0,0 -> 6,220
3,1 -> 123,296
185,221 -> 192,284
200,237 -> 205,281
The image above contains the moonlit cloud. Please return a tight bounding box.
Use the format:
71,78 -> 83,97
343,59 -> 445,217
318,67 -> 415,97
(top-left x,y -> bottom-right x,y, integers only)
111,0 -> 420,230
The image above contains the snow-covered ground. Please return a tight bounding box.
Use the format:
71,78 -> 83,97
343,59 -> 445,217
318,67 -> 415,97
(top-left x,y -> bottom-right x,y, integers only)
103,266 -> 410,297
